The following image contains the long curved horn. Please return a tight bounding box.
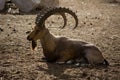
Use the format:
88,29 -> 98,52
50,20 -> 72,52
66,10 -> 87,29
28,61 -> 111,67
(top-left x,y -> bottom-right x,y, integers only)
35,7 -> 78,29
59,12 -> 67,28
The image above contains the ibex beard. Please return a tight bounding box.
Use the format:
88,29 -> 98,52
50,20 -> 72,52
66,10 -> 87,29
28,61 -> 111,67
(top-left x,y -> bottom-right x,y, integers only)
27,7 -> 109,66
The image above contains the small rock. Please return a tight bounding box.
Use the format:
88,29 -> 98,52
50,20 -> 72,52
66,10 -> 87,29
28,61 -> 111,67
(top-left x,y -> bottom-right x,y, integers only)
0,28 -> 3,32
9,27 -> 12,28
87,76 -> 91,80
58,16 -> 61,19
85,16 -> 88,18
7,34 -> 10,36
51,21 -> 55,23
74,63 -> 80,67
7,8 -> 12,13
82,72 -> 88,77
92,33 -> 94,35
83,22 -> 86,24
7,19 -> 10,22
104,69 -> 108,72
13,28 -> 17,32
28,23 -> 32,25
110,35 -> 119,40
95,17 -> 98,19
95,17 -> 100,20
90,23 -> 93,25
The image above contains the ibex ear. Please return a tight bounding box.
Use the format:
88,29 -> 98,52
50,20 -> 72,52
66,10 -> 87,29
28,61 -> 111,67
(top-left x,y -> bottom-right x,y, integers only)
31,40 -> 37,50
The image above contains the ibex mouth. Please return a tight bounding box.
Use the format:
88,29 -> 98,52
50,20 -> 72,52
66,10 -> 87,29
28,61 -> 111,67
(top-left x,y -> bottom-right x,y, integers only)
27,36 -> 32,41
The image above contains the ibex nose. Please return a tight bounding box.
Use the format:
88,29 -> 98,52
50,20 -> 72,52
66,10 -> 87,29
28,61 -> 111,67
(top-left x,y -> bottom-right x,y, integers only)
27,36 -> 32,41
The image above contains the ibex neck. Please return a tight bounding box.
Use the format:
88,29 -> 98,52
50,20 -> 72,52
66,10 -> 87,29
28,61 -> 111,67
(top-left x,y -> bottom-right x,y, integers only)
40,30 -> 57,52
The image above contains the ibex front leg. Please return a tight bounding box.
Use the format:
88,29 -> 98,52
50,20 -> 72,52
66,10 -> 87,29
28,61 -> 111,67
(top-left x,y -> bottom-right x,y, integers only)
56,50 -> 75,64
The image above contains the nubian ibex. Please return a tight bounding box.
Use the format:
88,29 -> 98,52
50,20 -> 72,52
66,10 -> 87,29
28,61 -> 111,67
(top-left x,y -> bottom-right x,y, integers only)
27,7 -> 109,66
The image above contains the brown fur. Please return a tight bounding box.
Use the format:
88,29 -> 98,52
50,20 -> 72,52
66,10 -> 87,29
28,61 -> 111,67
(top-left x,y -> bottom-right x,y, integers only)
27,7 -> 109,66
27,25 -> 109,66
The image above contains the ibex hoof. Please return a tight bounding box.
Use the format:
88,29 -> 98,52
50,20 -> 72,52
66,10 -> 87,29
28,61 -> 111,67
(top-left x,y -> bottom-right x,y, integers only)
56,61 -> 65,64
74,63 -> 91,67
40,57 -> 47,62
66,60 -> 75,64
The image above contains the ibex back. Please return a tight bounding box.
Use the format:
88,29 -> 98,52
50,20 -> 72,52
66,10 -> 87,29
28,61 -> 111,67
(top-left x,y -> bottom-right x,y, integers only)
27,7 -> 109,66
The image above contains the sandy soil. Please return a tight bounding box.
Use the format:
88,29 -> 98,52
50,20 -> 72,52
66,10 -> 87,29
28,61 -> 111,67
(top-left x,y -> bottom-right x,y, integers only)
0,0 -> 120,80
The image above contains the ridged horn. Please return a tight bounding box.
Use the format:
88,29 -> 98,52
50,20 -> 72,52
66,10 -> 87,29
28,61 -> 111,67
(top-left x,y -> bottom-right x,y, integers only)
35,7 -> 78,29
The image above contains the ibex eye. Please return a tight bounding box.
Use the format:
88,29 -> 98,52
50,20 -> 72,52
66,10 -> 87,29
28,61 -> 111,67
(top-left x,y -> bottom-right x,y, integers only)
26,31 -> 31,34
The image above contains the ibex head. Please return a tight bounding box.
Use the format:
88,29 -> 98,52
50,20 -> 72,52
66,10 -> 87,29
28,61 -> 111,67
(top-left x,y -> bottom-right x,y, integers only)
27,7 -> 78,41
27,24 -> 48,41
27,24 -> 49,50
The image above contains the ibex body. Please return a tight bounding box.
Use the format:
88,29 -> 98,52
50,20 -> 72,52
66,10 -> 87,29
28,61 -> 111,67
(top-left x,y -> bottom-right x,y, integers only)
27,7 -> 109,66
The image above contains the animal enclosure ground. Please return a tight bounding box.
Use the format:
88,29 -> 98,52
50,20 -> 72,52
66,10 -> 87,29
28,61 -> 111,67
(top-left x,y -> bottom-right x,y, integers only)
0,0 -> 120,80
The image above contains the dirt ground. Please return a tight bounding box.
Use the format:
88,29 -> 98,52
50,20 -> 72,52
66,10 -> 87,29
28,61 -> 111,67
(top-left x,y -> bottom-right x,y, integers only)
0,0 -> 120,80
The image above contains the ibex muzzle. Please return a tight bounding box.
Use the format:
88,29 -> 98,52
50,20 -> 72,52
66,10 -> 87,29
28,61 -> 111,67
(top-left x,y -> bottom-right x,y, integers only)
27,28 -> 37,41
27,7 -> 109,66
